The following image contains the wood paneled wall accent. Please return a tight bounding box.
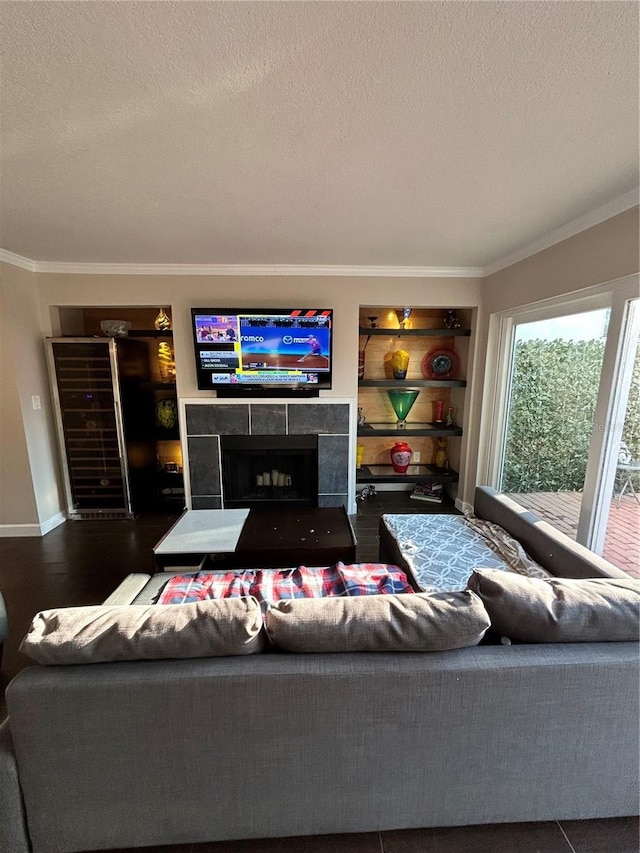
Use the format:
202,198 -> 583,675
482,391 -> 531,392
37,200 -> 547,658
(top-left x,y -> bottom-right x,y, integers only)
78,308 -> 175,385
358,387 -> 451,424
358,307 -> 447,330
358,334 -> 458,381
156,440 -> 182,468
358,435 -> 437,467
80,307 -> 173,335
357,306 -> 467,471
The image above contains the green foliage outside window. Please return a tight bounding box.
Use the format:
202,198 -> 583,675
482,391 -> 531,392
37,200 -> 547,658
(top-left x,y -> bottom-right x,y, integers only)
624,344 -> 640,460
502,338 -> 640,493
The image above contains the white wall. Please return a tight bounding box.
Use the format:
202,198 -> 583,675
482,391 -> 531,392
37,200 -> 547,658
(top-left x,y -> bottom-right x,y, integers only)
0,262 -> 63,532
1,272 -> 483,528
464,206 -> 640,507
482,207 -> 640,316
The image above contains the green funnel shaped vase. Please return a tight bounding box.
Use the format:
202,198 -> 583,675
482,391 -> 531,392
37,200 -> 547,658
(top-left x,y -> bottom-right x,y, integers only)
387,390 -> 419,428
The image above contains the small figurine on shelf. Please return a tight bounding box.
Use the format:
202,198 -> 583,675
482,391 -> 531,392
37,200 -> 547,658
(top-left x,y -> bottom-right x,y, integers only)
446,407 -> 455,426
154,307 -> 172,331
443,310 -> 460,330
434,437 -> 449,470
396,307 -> 412,330
356,484 -> 377,502
367,316 -> 379,328
157,341 -> 175,382
357,407 -> 366,427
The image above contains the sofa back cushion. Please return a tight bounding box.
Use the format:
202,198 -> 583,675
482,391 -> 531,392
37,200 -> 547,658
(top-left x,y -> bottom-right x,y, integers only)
265,590 -> 490,653
467,569 -> 640,642
20,597 -> 264,664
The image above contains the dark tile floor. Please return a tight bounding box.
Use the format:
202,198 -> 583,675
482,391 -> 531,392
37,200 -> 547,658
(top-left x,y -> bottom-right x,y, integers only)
349,489 -> 459,564
0,495 -> 637,853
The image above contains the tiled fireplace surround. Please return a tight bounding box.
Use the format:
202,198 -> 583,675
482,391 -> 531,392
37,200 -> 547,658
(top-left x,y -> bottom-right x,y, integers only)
184,401 -> 352,510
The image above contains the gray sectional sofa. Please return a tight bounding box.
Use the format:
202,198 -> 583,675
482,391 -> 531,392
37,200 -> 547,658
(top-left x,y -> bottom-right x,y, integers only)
1,487 -> 638,853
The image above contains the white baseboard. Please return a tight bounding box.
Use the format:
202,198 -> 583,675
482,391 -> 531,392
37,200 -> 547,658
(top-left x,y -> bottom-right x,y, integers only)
40,512 -> 66,535
0,523 -> 42,537
456,498 -> 474,515
0,511 -> 66,538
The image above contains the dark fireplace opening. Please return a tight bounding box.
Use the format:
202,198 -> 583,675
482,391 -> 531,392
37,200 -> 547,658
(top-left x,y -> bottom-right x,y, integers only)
221,435 -> 318,509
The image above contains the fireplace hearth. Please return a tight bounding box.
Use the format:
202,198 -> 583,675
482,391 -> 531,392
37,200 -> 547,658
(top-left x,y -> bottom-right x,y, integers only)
221,435 -> 318,508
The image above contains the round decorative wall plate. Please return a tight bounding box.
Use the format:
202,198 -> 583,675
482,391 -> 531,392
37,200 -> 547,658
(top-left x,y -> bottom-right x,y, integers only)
422,348 -> 459,379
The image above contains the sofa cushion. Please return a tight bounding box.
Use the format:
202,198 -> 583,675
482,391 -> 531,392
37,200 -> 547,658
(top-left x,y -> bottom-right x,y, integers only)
20,597 -> 265,664
467,569 -> 640,643
264,590 -> 490,653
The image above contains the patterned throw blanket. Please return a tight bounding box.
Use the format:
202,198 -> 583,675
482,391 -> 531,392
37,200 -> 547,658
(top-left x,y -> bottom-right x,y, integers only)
158,562 -> 415,605
381,513 -> 552,594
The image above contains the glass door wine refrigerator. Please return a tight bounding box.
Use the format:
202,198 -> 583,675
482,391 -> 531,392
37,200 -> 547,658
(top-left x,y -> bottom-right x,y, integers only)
46,337 -> 154,519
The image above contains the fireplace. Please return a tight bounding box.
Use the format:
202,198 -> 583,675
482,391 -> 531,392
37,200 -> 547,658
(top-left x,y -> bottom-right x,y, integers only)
221,435 -> 318,509
185,401 -> 351,510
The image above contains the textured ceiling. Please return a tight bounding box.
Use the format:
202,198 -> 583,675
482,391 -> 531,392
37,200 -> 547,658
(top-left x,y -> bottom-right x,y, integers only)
0,1 -> 638,268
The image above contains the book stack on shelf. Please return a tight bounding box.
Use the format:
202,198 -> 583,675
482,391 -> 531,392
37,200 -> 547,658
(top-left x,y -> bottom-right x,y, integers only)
410,482 -> 443,504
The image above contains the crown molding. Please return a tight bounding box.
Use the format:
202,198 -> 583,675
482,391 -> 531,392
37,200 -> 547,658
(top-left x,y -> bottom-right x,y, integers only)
1,190 -> 636,277
0,248 -> 38,271
4,261 -> 484,278
483,189 -> 639,277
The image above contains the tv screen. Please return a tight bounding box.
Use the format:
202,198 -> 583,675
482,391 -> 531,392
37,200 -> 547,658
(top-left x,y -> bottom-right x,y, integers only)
191,308 -> 333,396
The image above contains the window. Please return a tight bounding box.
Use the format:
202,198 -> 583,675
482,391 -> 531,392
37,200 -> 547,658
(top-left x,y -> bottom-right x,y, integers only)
498,308 -> 610,539
483,276 -> 639,577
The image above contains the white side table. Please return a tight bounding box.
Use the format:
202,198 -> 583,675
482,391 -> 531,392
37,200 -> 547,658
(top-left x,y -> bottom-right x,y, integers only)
153,508 -> 250,570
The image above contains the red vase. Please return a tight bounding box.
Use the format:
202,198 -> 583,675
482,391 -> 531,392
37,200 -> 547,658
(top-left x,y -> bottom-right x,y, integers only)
390,441 -> 413,473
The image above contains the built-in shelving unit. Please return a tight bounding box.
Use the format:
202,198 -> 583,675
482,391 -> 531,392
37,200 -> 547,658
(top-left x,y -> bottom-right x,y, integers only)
128,329 -> 174,338
358,379 -> 467,388
357,422 -> 463,437
356,464 -> 459,484
123,327 -> 182,505
138,381 -> 178,391
356,307 -> 472,494
358,327 -> 471,337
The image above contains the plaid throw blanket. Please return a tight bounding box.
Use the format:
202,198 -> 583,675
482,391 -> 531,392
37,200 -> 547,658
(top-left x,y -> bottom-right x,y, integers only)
158,562 -> 414,605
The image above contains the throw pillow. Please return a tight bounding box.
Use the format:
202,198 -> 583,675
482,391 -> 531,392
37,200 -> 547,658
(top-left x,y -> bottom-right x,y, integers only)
20,597 -> 265,664
264,591 -> 490,653
467,569 -> 640,643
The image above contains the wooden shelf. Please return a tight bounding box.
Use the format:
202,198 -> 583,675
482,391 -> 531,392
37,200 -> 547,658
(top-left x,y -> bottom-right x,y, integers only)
358,327 -> 470,337
138,381 -> 177,391
127,329 -> 173,338
357,422 -> 462,437
356,464 -> 459,484
358,379 -> 466,388
150,429 -> 180,441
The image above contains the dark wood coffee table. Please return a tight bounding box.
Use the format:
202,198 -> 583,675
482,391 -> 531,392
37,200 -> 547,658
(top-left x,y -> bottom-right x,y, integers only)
234,507 -> 356,569
153,506 -> 356,571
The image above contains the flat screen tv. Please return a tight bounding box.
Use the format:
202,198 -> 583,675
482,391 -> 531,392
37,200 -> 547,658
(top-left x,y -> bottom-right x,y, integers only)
191,308 -> 333,396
